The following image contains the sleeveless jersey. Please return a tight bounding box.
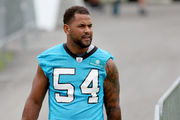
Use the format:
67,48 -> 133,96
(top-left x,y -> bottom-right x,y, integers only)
37,43 -> 114,120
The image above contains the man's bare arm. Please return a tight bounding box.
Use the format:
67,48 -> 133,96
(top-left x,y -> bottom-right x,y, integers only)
104,59 -> 122,120
22,65 -> 49,120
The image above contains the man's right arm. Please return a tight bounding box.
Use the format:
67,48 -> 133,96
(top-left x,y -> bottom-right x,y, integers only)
22,65 -> 49,120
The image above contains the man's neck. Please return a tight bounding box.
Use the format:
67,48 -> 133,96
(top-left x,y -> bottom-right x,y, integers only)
66,42 -> 89,55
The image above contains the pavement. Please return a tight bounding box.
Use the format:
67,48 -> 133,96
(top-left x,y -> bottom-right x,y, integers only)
0,3 -> 180,120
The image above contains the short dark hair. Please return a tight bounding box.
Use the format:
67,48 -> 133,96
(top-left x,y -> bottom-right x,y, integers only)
63,6 -> 90,25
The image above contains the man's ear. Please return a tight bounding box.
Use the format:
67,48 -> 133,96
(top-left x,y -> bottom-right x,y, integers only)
63,24 -> 70,34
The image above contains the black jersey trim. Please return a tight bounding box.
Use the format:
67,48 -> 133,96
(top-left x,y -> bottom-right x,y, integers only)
63,43 -> 98,60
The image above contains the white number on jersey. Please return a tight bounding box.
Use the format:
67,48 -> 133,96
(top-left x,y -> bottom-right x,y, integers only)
53,68 -> 99,103
53,68 -> 75,103
80,69 -> 99,103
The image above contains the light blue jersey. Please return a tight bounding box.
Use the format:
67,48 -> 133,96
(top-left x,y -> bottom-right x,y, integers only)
37,43 -> 113,120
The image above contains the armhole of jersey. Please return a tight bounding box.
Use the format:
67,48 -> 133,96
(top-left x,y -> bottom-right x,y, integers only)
105,55 -> 114,65
39,63 -> 48,78
37,56 -> 48,78
104,56 -> 114,79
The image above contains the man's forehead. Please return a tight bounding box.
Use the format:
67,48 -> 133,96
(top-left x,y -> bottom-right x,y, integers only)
68,13 -> 92,25
74,13 -> 91,21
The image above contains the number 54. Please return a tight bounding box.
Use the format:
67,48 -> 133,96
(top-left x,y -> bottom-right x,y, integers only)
53,68 -> 100,104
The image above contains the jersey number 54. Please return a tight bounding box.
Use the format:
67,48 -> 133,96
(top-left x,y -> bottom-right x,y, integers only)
53,68 -> 100,104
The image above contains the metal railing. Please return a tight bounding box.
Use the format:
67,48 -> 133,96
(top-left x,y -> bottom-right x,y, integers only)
155,76 -> 180,120
0,0 -> 36,63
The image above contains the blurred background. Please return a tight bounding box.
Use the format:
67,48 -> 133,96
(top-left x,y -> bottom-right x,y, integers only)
0,0 -> 180,120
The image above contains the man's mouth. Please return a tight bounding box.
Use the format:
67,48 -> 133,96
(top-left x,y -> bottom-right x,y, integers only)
82,35 -> 91,40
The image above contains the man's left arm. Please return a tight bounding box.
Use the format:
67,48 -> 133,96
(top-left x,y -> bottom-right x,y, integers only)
104,59 -> 122,120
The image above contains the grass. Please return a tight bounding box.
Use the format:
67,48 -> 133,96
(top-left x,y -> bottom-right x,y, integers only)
0,51 -> 13,70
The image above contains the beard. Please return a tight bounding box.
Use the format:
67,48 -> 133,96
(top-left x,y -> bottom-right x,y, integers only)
70,33 -> 92,48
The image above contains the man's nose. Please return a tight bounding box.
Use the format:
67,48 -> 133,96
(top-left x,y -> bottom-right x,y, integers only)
84,26 -> 91,33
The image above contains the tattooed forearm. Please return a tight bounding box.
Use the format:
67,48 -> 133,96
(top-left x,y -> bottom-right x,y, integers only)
104,59 -> 121,120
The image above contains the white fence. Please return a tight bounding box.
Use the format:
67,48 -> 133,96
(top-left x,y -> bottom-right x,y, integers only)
155,77 -> 180,120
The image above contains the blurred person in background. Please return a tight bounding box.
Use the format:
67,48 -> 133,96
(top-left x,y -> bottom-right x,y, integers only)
22,6 -> 121,120
112,0 -> 147,16
138,0 -> 147,15
85,0 -> 147,16
84,0 -> 103,9
113,0 -> 121,15
86,0 -> 121,15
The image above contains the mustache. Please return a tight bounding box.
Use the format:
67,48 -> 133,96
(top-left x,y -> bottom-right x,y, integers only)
82,34 -> 91,38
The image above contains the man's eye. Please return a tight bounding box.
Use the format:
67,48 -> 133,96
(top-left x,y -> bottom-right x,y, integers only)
88,25 -> 92,28
79,25 -> 85,27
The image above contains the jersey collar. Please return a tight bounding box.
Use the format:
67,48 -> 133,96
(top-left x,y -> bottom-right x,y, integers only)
63,43 -> 98,60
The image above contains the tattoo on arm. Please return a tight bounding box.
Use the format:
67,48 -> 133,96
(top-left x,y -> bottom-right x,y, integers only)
104,59 -> 122,120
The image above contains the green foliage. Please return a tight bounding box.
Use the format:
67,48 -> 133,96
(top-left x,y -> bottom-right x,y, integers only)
0,51 -> 13,70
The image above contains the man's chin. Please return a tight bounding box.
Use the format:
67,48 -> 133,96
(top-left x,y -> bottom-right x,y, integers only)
79,43 -> 91,48
81,44 -> 91,48
79,40 -> 91,48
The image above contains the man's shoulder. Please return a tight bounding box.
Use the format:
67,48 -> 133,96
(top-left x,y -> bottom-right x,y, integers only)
95,47 -> 114,60
88,47 -> 114,68
38,44 -> 64,56
37,44 -> 65,62
97,48 -> 111,55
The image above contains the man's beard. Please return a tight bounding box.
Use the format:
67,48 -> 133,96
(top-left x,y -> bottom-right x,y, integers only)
70,34 -> 92,48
